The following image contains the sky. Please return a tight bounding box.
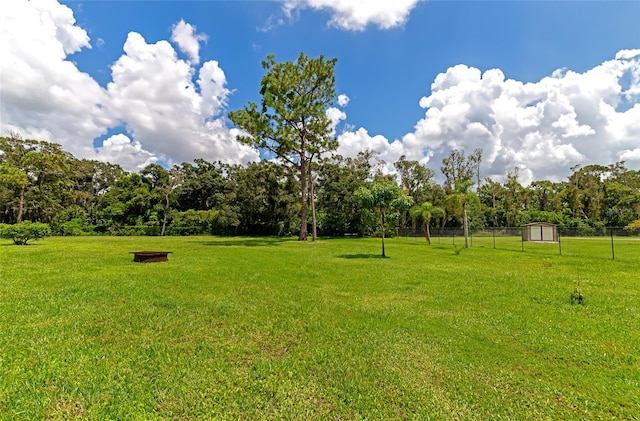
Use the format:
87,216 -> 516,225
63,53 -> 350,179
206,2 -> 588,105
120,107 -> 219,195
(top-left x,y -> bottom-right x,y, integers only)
1,0 -> 639,185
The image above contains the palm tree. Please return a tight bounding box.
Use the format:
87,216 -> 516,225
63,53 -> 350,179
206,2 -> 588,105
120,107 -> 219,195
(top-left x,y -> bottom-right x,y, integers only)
444,180 -> 479,248
410,201 -> 445,244
356,178 -> 413,257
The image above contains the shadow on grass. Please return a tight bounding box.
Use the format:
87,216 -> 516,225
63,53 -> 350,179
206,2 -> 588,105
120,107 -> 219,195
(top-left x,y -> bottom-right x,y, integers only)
337,254 -> 389,259
193,237 -> 294,247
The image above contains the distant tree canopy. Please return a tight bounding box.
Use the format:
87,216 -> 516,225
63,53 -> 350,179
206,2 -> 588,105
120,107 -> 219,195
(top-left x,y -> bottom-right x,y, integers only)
1,136 -> 639,238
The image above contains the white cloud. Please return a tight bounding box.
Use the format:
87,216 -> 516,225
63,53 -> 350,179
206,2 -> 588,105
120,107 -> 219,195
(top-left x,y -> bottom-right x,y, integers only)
615,49 -> 640,60
105,32 -> 258,166
31,0 -> 91,55
170,19 -> 208,65
1,0 -> 258,172
94,134 -> 158,172
0,0 -> 113,157
336,128 -> 404,173
326,107 -> 347,136
619,148 -> 640,162
284,0 -> 422,31
337,94 -> 350,107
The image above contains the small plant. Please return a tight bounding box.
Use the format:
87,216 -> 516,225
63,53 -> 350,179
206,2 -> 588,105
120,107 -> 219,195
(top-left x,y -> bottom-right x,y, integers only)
542,258 -> 553,268
453,245 -> 463,255
0,221 -> 51,245
570,274 -> 585,305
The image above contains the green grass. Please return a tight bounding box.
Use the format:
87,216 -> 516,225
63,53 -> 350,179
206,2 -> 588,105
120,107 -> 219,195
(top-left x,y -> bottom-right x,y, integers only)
1,236 -> 638,420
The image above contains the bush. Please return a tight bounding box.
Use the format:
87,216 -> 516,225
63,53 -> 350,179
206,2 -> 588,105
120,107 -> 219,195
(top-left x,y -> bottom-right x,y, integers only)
0,221 -> 51,245
52,205 -> 93,236
167,210 -> 220,236
59,218 -> 89,236
625,219 -> 640,234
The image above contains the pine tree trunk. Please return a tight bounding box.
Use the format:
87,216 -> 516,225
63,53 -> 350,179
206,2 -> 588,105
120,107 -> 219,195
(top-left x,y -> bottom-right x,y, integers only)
309,168 -> 317,242
299,157 -> 308,241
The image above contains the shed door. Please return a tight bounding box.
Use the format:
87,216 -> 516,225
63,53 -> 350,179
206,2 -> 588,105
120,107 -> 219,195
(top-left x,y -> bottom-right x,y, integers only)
530,226 -> 542,241
541,226 -> 554,241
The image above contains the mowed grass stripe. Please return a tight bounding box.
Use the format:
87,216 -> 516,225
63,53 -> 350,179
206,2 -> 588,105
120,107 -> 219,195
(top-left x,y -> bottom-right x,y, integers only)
0,236 -> 638,419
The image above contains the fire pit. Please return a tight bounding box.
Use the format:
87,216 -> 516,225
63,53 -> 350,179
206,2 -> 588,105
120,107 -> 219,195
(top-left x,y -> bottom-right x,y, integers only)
130,251 -> 172,263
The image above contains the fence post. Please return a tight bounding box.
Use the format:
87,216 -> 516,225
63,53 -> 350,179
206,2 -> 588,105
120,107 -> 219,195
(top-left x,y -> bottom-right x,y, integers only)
558,229 -> 562,255
610,227 -> 615,261
493,226 -> 496,249
521,227 -> 524,252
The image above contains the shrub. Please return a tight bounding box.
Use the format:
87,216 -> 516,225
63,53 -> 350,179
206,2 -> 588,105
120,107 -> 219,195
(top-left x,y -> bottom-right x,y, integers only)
59,218 -> 89,236
52,205 -> 93,236
167,210 -> 220,236
0,221 -> 51,245
625,219 -> 640,234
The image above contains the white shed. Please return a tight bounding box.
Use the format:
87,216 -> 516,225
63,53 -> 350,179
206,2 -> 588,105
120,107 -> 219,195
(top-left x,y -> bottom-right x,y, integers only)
522,222 -> 558,242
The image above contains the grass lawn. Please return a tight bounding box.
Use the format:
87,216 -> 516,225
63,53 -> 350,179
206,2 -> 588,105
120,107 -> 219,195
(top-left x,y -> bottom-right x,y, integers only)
0,235 -> 638,419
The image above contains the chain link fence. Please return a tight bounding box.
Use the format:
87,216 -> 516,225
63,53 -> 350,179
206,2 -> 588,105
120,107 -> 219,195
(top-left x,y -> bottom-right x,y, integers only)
399,226 -> 640,261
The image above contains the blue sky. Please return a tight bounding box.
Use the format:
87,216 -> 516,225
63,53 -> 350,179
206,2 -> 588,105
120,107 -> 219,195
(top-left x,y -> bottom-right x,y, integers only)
2,0 -> 639,184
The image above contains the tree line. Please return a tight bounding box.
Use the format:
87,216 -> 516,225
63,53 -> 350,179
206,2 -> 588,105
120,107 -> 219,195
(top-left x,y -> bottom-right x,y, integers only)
1,134 -> 639,239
